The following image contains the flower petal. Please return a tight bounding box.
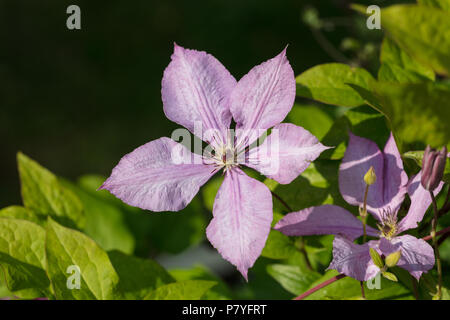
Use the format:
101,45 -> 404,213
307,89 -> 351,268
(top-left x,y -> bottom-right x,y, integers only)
245,123 -> 331,184
327,236 -> 380,281
100,137 -> 216,212
382,133 -> 409,212
339,132 -> 407,220
274,205 -> 379,240
162,44 -> 237,144
230,47 -> 295,146
397,172 -> 444,233
206,168 -> 273,280
378,235 -> 434,280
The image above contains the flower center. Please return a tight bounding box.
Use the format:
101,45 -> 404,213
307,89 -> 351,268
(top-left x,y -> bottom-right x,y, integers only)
215,145 -> 239,171
377,207 -> 398,240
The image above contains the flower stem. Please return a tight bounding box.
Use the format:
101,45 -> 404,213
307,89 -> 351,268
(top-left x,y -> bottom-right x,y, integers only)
293,274 -> 347,300
359,184 -> 370,299
270,191 -> 293,212
270,190 -> 313,271
438,187 -> 450,218
422,226 -> 450,242
429,191 -> 442,300
411,276 -> 419,300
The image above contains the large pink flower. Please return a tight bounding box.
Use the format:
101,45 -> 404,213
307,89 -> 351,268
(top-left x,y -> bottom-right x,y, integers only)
275,132 -> 443,281
100,44 -> 329,279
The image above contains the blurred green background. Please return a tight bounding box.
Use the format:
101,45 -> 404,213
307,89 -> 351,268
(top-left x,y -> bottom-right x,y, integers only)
0,0 -> 394,205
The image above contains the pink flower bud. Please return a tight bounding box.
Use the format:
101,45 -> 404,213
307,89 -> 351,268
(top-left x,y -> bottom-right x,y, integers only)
421,145 -> 447,191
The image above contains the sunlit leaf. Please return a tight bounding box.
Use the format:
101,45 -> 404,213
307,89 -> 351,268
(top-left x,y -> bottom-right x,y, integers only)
266,264 -> 321,296
108,250 -> 174,299
144,280 -> 217,300
0,218 -> 50,299
380,4 -> 450,75
286,103 -> 334,140
45,218 -> 119,300
296,63 -> 375,107
17,153 -> 85,230
169,265 -> 232,300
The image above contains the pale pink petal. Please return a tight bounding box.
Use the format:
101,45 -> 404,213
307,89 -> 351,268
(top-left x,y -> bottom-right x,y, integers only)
382,133 -> 409,212
230,47 -> 295,147
378,235 -> 435,280
245,123 -> 331,184
339,132 -> 407,221
206,168 -> 273,280
100,137 -> 216,212
327,236 -> 380,281
397,172 -> 444,233
162,44 -> 236,144
274,205 -> 379,240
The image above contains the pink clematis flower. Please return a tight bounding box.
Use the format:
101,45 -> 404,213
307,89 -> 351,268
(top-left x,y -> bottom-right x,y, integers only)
275,132 -> 444,281
100,44 -> 329,279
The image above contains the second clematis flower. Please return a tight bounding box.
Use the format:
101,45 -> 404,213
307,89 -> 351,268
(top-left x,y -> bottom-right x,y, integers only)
100,44 -> 330,279
275,132 -> 444,281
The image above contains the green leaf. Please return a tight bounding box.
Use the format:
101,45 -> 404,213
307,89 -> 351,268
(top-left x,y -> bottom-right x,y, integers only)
320,105 -> 390,160
261,230 -> 297,260
266,160 -> 353,213
382,272 -> 398,282
379,4 -> 450,76
45,218 -> 119,300
0,206 -> 45,226
202,176 -> 223,212
0,218 -> 50,299
378,63 -> 432,83
304,235 -> 334,271
80,175 -> 207,255
370,82 -> 450,147
378,37 -> 435,82
144,280 -> 217,300
0,270 -> 12,298
17,153 -> 85,230
266,264 -> 321,296
286,104 -> 334,140
296,63 -> 375,107
62,180 -> 135,254
418,0 -> 450,11
144,197 -> 207,254
169,265 -> 232,300
107,250 -> 174,299
304,270 -> 412,300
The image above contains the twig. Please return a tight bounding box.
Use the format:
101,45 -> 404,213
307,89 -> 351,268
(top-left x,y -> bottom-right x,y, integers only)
422,226 -> 450,242
294,274 -> 347,300
429,191 -> 442,299
271,191 -> 293,212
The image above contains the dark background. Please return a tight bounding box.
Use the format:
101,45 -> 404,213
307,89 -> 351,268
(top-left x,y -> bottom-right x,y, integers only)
0,0 -> 391,207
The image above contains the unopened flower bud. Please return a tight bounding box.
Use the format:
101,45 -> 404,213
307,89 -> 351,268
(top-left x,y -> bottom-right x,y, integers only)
385,251 -> 401,268
382,271 -> 398,282
370,248 -> 384,269
421,146 -> 447,191
364,166 -> 377,186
